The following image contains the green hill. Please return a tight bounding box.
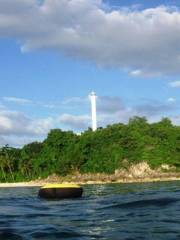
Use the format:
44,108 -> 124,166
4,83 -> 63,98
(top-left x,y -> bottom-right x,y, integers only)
0,117 -> 180,182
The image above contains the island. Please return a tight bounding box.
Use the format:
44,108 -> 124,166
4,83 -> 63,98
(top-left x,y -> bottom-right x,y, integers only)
0,116 -> 180,186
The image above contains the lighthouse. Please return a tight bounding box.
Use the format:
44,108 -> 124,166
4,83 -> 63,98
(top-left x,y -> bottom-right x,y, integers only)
90,91 -> 97,131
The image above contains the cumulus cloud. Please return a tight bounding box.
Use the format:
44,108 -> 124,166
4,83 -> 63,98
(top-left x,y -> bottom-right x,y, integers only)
98,108 -> 133,127
58,96 -> 178,130
98,95 -> 175,118
0,94 -> 179,146
97,96 -> 125,114
1,1 -> 180,75
134,102 -> 175,117
0,110 -> 55,146
59,113 -> 90,130
98,98 -> 178,126
57,95 -> 130,129
0,95 -> 91,146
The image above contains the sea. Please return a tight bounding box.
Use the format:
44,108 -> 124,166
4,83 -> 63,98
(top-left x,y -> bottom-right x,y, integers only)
1,181 -> 180,239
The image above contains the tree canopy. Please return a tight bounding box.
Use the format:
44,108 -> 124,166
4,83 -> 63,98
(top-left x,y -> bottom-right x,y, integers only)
0,117 -> 180,182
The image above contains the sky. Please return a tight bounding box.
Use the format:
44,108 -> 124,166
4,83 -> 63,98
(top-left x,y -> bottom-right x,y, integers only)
0,0 -> 180,146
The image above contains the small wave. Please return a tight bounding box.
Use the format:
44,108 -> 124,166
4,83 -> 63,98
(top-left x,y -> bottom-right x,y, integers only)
25,204 -> 50,211
0,228 -> 23,240
101,197 -> 179,210
31,231 -> 82,239
23,213 -> 54,218
30,229 -> 102,239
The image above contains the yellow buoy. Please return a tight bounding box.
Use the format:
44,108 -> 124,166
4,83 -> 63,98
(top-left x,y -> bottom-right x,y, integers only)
38,183 -> 83,199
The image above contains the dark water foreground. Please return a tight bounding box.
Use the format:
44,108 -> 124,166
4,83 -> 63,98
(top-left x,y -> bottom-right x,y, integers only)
1,182 -> 180,239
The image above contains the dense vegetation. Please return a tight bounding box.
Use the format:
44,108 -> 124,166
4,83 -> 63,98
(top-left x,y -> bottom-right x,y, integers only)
0,117 -> 180,182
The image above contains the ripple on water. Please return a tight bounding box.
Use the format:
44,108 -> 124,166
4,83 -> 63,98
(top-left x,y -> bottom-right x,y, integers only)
0,182 -> 180,239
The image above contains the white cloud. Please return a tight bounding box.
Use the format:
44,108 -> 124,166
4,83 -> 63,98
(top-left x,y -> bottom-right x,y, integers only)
30,117 -> 55,135
0,94 -> 179,146
0,107 -> 91,146
0,109 -> 55,146
41,103 -> 57,109
62,97 -> 88,105
3,96 -> 32,104
171,116 -> 180,125
59,113 -> 90,130
169,81 -> 180,88
1,1 -> 180,75
97,98 -> 177,127
2,97 -> 65,109
129,69 -> 143,77
167,97 -> 176,103
58,97 -> 178,131
98,108 -> 133,127
134,102 -> 175,117
0,102 -> 6,109
97,96 -> 125,114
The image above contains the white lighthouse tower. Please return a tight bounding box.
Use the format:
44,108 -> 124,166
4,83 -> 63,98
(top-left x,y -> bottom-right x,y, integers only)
90,91 -> 97,131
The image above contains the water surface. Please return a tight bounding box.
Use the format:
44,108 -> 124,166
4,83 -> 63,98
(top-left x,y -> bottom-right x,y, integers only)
1,181 -> 180,239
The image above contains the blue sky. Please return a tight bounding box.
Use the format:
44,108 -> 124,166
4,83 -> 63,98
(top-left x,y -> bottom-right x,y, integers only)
0,0 -> 180,146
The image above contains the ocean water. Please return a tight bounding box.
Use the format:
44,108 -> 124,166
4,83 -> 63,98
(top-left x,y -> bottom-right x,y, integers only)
1,182 -> 180,239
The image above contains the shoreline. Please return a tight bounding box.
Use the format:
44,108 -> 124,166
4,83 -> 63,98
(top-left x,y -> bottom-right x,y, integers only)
1,163 -> 180,188
1,176 -> 180,188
